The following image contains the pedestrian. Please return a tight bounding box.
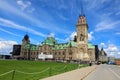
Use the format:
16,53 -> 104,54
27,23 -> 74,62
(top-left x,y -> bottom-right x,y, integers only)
89,60 -> 92,66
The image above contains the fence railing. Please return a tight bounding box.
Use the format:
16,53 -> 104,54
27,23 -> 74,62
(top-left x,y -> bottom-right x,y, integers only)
0,64 -> 87,80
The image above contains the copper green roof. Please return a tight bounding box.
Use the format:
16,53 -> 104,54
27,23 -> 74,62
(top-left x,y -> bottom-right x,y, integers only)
53,40 -> 77,50
68,40 -> 77,47
42,37 -> 57,46
24,43 -> 39,50
88,42 -> 95,49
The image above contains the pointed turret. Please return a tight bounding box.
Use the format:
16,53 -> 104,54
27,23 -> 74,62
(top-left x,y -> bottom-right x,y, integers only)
22,34 -> 30,45
101,48 -> 107,56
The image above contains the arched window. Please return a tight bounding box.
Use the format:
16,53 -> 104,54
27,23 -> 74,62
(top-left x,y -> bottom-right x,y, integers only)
80,34 -> 84,41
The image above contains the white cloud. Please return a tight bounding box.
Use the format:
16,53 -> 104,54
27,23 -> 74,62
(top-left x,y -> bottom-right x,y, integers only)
100,43 -> 120,58
107,44 -> 118,52
0,0 -> 70,34
116,32 -> 120,35
17,0 -> 30,10
100,42 -> 106,48
0,28 -> 21,37
70,32 -> 77,40
95,20 -> 120,31
48,33 -> 55,38
65,31 -> 94,42
0,40 -> 18,55
17,0 -> 34,12
118,52 -> 120,55
65,32 -> 76,42
57,14 -> 69,21
0,17 -> 47,37
85,0 -> 110,11
88,32 -> 94,41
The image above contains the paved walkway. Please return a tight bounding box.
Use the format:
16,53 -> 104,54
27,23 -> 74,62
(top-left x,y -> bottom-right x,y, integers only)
41,65 -> 98,80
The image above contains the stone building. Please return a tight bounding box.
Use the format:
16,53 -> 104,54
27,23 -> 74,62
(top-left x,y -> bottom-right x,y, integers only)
11,45 -> 21,59
18,13 -> 98,62
99,48 -> 107,62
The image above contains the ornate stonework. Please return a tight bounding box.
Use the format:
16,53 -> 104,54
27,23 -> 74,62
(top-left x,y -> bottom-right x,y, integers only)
19,15 -> 96,61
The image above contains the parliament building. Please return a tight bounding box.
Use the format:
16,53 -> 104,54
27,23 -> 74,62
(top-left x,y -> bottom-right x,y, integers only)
12,13 -> 107,62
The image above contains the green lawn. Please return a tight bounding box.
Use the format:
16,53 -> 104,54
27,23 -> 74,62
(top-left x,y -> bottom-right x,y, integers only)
0,60 -> 88,80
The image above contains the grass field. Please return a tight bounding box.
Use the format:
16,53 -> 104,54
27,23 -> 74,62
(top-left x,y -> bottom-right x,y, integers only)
0,60 -> 88,80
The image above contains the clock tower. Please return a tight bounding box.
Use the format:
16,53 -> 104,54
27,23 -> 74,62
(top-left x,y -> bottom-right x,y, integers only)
76,12 -> 89,61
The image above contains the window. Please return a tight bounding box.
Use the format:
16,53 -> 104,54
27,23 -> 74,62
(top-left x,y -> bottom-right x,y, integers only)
59,52 -> 61,55
63,51 -> 65,55
80,34 -> 84,41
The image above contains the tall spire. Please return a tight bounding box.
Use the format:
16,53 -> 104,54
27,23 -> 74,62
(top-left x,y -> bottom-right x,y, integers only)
80,3 -> 83,16
79,1 -> 85,17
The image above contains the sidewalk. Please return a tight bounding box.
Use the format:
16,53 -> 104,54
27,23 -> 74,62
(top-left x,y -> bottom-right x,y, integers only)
41,65 -> 98,80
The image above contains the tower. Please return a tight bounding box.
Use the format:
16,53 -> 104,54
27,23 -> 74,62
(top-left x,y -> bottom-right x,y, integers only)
76,8 -> 89,61
20,34 -> 30,58
22,34 -> 30,45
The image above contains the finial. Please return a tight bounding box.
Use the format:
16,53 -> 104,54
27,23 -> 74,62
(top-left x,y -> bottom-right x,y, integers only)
80,3 -> 83,16
79,1 -> 85,17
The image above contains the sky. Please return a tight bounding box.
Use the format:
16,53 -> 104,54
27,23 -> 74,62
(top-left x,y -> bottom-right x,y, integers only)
0,0 -> 120,58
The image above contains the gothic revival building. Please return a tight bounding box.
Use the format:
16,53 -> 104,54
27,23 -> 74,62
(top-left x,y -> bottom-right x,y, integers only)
18,14 -> 97,61
12,12 -> 107,62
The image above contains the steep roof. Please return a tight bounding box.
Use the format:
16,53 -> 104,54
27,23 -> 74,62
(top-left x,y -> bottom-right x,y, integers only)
23,34 -> 29,41
24,43 -> 39,51
100,48 -> 107,56
42,37 -> 57,46
53,40 -> 77,50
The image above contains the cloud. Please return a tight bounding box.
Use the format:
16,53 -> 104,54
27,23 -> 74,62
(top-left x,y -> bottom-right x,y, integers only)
0,0 -> 70,34
65,31 -> 94,42
17,0 -> 35,12
95,20 -> 120,31
116,32 -> 120,35
57,14 -> 69,21
0,28 -> 21,37
115,11 -> 120,15
100,42 -> 105,47
88,32 -> 94,41
48,33 -> 55,38
118,52 -> 120,55
65,32 -> 76,42
17,0 -> 31,10
99,43 -> 120,58
107,44 -> 118,52
0,17 -> 47,37
0,40 -> 18,55
85,0 -> 110,11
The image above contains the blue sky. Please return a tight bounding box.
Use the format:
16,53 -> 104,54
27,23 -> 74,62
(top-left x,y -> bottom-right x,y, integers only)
0,0 -> 120,58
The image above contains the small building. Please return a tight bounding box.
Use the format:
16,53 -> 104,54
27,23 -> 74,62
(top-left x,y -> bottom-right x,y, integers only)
95,45 -> 100,61
0,55 -> 11,59
99,48 -> 107,62
115,59 -> 120,65
11,45 -> 21,59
